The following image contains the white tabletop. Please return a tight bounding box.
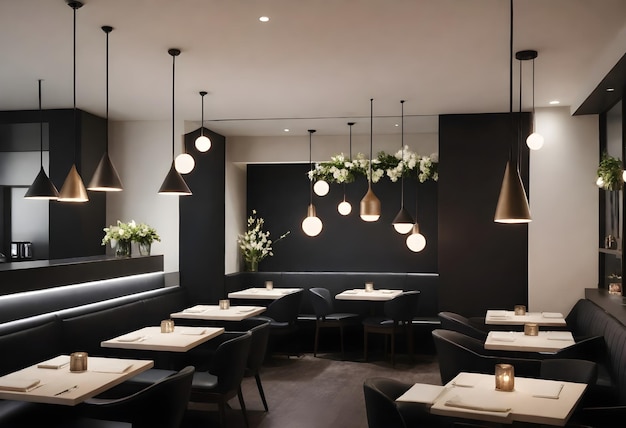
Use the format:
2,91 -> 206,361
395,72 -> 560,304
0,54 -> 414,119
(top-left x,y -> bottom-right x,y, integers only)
101,326 -> 224,352
485,310 -> 567,327
171,305 -> 266,321
227,287 -> 303,300
485,331 -> 576,353
421,372 -> 586,426
0,355 -> 153,406
335,288 -> 403,301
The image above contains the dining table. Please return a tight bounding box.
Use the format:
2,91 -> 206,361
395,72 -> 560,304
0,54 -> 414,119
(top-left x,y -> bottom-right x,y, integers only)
100,326 -> 224,353
227,287 -> 303,300
170,304 -> 266,322
485,310 -> 567,327
484,331 -> 576,353
397,371 -> 587,426
335,288 -> 403,302
0,355 -> 153,406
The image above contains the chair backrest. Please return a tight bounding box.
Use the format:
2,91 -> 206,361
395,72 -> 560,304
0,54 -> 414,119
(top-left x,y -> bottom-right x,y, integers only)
264,289 -> 303,324
81,365 -> 195,428
309,287 -> 334,318
210,331 -> 252,394
245,319 -> 270,373
438,311 -> 488,341
363,377 -> 407,428
384,291 -> 420,323
540,358 -> 598,385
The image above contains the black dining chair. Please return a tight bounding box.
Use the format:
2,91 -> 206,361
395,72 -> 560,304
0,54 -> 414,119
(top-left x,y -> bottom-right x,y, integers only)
256,289 -> 304,356
438,311 -> 489,341
236,318 -> 271,412
309,287 -> 360,358
363,291 -> 420,367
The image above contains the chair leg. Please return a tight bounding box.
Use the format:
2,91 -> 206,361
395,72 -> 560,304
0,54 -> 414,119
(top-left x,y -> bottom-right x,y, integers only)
339,325 -> 345,359
391,330 -> 396,367
237,387 -> 249,428
218,399 -> 226,428
314,322 -> 320,357
255,372 -> 269,412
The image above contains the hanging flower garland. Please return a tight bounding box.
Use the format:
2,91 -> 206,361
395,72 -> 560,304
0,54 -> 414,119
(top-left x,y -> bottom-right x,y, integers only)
309,146 -> 438,184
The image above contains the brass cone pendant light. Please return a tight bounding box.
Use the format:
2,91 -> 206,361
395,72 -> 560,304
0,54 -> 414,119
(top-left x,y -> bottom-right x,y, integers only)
360,98 -> 381,222
392,100 -> 414,233
25,79 -> 59,200
88,25 -> 123,192
494,0 -> 531,224
58,0 -> 88,203
302,130 -> 323,237
159,48 -> 192,195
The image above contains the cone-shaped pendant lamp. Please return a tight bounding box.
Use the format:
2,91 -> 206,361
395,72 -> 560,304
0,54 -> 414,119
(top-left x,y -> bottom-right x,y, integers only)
58,1 -> 88,203
25,80 -> 59,200
494,0 -> 531,223
360,98 -> 381,222
195,91 -> 212,152
88,26 -> 123,191
159,48 -> 191,195
302,130 -> 323,236
392,100 -> 414,233
337,122 -> 354,216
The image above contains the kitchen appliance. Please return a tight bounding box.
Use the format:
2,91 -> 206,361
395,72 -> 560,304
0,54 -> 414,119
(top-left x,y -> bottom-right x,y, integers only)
10,242 -> 33,260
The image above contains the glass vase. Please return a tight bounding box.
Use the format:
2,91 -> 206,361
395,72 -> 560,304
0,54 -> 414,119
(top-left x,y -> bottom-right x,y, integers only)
115,240 -> 132,258
245,258 -> 259,272
138,242 -> 151,256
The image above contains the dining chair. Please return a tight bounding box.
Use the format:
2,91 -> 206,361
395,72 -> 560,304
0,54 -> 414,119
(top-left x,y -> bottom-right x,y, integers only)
237,318 -> 271,412
309,287 -> 360,358
188,331 -> 252,428
256,289 -> 304,356
363,291 -> 420,367
437,311 -> 489,341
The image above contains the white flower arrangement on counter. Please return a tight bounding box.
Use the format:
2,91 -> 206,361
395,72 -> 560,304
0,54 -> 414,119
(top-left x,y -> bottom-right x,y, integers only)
101,220 -> 161,248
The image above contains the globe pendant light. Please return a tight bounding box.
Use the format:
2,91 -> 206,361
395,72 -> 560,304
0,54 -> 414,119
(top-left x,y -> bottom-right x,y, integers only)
337,122 -> 354,216
392,100 -> 414,234
360,98 -> 381,222
159,48 -> 192,195
524,51 -> 544,150
174,138 -> 195,174
25,80 -> 59,200
313,133 -> 329,196
406,180 -> 426,252
195,91 -> 212,152
88,26 -> 123,192
494,0 -> 531,223
302,129 -> 323,237
58,0 -> 88,203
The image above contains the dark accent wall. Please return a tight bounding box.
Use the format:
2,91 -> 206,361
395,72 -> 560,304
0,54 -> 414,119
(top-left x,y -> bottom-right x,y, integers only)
179,127 -> 226,303
438,113 -> 530,317
246,164 -> 438,272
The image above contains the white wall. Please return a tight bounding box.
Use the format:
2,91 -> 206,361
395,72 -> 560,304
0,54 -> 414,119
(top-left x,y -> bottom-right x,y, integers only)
528,107 -> 598,314
108,120 -> 181,273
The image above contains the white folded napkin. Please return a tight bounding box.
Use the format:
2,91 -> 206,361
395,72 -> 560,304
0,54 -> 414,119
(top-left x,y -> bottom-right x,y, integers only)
451,373 -> 481,388
237,307 -> 256,313
489,310 -> 508,318
38,355 -> 70,369
546,331 -> 573,341
343,290 -> 357,294
381,290 -> 395,294
396,383 -> 445,404
444,395 -> 511,413
491,332 -> 516,342
183,307 -> 206,313
0,378 -> 41,392
116,335 -> 142,342
542,312 -> 564,319
89,360 -> 133,374
532,383 -> 563,399
180,329 -> 206,335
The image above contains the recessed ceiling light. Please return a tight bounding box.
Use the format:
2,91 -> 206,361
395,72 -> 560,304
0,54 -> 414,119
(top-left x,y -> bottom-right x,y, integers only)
283,128 -> 290,132
606,88 -> 615,92
259,16 -> 270,22
394,123 -> 399,127
549,100 -> 560,105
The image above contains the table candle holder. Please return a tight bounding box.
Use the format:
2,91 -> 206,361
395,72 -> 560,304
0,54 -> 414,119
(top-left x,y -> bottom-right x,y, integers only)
495,363 -> 514,391
514,304 -> 526,315
265,280 -> 274,290
365,282 -> 374,292
160,319 -> 175,333
219,299 -> 230,310
524,322 -> 539,336
70,352 -> 88,372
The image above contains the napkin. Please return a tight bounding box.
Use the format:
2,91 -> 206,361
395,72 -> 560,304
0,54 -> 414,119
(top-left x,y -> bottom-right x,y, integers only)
489,310 -> 508,318
180,329 -> 206,335
542,312 -> 564,319
532,383 -> 563,399
444,395 -> 511,413
343,290 -> 357,294
89,360 -> 133,374
183,307 -> 206,313
396,383 -> 445,404
451,373 -> 481,388
0,378 -> 41,392
238,307 -> 257,313
116,335 -> 143,342
491,332 -> 516,342
381,290 -> 395,294
547,331 -> 573,341
38,355 -> 70,369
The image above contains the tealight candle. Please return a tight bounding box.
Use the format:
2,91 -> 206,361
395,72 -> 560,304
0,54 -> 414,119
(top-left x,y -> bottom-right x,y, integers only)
160,319 -> 175,333
265,280 -> 274,290
219,299 -> 230,310
70,352 -> 88,372
524,322 -> 539,336
495,363 -> 514,391
365,282 -> 374,292
514,304 -> 526,315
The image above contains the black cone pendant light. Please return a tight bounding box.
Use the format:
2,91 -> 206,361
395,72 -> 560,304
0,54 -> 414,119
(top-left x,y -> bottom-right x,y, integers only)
360,98 -> 381,222
88,26 -> 123,192
494,0 -> 531,224
58,0 -> 88,203
159,48 -> 192,195
392,100 -> 414,233
302,130 -> 323,237
25,79 -> 59,200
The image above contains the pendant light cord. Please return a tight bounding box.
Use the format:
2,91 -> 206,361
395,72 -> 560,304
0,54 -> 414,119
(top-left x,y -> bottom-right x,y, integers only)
308,130 -> 315,204
531,58 -> 536,132
400,100 -> 405,208
345,122 -> 354,198
105,28 -> 109,152
172,54 -> 175,160
73,3 -> 78,167
369,98 -> 373,186
38,79 -> 43,168
518,59 -> 523,172
200,92 -> 205,136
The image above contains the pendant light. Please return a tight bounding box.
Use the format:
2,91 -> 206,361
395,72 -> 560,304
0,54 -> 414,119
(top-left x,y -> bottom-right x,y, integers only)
337,122 -> 354,216
25,79 -> 59,200
195,91 -> 212,152
174,139 -> 195,174
87,26 -> 123,192
360,98 -> 381,222
302,129 -> 323,237
406,177 -> 426,252
58,0 -> 88,203
313,133 -> 329,196
494,0 -> 531,224
524,51 -> 544,150
159,48 -> 192,195
392,100 -> 414,234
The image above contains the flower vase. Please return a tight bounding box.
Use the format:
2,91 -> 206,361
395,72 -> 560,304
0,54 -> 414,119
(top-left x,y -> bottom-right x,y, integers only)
245,258 -> 259,272
115,240 -> 132,258
138,242 -> 152,256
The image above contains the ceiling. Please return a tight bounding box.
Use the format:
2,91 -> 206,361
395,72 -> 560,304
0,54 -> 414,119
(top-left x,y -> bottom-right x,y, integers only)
1,0 -> 626,137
